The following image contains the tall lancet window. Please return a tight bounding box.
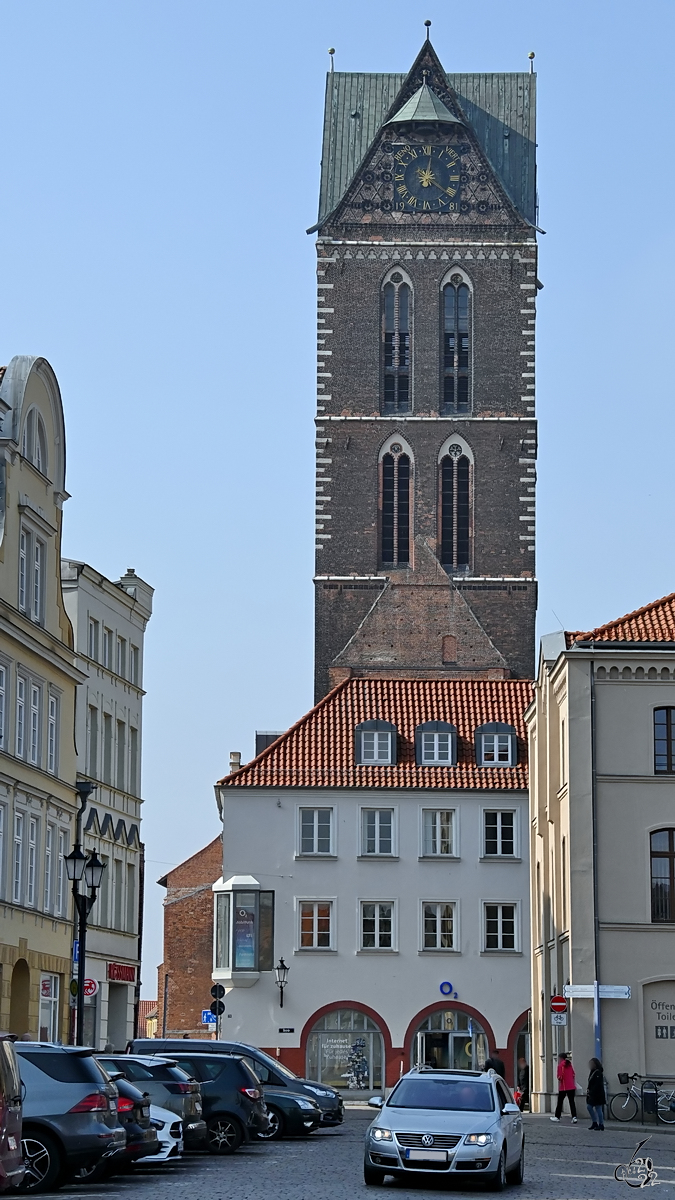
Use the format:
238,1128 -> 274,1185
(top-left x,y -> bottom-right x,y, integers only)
382,272 -> 412,414
442,274 -> 471,414
381,443 -> 411,567
439,442 -> 472,572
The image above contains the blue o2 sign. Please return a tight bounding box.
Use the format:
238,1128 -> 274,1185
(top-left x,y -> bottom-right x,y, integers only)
440,981 -> 458,998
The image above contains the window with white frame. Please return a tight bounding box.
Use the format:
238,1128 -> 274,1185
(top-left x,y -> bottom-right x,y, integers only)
416,722 -> 457,766
361,901 -> 394,950
0,664 -> 6,750
27,817 -> 37,906
13,813 -> 23,903
88,618 -> 99,661
32,540 -> 44,624
299,808 -> 333,855
423,901 -> 456,950
22,409 -> 48,476
116,636 -> 126,678
423,731 -> 451,763
422,809 -> 455,857
484,811 -> 516,857
355,721 -> 397,766
130,645 -> 139,685
475,723 -> 517,767
44,824 -> 53,911
19,531 -> 26,612
48,695 -> 58,775
15,676 -> 25,758
0,807 -> 4,895
56,830 -> 66,916
103,628 -> 113,670
299,901 -> 333,949
29,685 -> 40,765
38,974 -> 59,1042
18,528 -> 44,624
361,809 -> 394,856
484,903 -> 517,951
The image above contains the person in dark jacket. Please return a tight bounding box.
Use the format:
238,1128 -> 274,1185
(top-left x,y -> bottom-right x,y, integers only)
485,1054 -> 506,1080
586,1058 -> 605,1130
517,1057 -> 530,1111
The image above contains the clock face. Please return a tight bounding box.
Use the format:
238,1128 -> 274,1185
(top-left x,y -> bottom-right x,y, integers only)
392,144 -> 461,213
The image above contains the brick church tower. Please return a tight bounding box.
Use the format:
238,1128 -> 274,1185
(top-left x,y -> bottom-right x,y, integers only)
312,33 -> 538,701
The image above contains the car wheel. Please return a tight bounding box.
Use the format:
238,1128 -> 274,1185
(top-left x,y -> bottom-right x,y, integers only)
506,1142 -> 525,1186
20,1132 -> 64,1193
364,1162 -> 386,1185
206,1116 -> 243,1155
487,1148 -> 507,1192
256,1108 -> 285,1141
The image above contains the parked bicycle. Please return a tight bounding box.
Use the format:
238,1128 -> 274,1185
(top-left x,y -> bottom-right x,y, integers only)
610,1073 -> 675,1124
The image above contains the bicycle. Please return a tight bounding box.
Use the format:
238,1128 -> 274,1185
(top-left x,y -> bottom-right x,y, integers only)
610,1073 -> 675,1124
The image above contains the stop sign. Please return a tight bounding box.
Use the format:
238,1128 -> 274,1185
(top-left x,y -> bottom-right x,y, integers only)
550,995 -> 567,1014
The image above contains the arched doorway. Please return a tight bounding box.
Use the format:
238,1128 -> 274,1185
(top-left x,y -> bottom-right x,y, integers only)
412,1009 -> 488,1072
9,959 -> 30,1036
306,1009 -> 384,1093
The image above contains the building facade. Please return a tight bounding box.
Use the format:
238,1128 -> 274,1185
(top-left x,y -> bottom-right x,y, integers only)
214,677 -> 531,1090
61,561 -> 153,1049
0,356 -> 85,1041
527,594 -> 675,1110
312,36 -> 539,700
157,835 -> 222,1039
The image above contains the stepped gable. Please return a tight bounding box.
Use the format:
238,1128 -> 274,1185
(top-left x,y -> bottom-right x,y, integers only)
218,676 -> 531,791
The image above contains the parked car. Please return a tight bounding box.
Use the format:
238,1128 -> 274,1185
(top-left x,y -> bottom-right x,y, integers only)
69,1073 -> 160,1183
0,1037 -> 24,1192
255,1084 -> 322,1141
15,1044 -> 125,1192
143,1106 -> 183,1162
364,1067 -> 525,1188
147,1053 -> 270,1153
96,1056 -> 207,1152
133,1039 -> 344,1127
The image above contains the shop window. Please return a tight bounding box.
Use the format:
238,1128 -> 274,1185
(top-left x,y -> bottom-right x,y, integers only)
306,1009 -> 384,1092
213,887 -> 275,973
39,973 -> 60,1042
413,1010 -> 487,1071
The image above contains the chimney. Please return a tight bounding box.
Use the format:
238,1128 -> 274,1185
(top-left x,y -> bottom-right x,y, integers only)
229,751 -> 242,774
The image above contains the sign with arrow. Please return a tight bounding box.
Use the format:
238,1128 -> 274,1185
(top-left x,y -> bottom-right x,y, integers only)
564,984 -> 631,1000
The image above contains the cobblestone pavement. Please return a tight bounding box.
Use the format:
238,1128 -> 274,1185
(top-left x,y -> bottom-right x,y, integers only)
57,1110 -> 675,1200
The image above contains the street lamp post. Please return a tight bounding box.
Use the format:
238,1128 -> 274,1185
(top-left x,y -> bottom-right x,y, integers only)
66,782 -> 106,1045
275,957 -> 289,1008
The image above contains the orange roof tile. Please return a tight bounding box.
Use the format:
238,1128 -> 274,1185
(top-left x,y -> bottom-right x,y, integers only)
566,591 -> 675,648
218,676 -> 531,791
138,1000 -> 157,1020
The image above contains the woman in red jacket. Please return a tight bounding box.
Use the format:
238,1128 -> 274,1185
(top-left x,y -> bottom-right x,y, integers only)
550,1052 -> 578,1122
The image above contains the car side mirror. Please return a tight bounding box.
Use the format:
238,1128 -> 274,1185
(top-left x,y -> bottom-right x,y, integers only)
368,1096 -> 384,1108
503,1103 -> 520,1114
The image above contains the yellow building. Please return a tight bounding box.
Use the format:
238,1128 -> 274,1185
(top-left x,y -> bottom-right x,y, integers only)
0,356 -> 84,1040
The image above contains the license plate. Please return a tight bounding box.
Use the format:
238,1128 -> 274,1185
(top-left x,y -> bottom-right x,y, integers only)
405,1149 -> 448,1162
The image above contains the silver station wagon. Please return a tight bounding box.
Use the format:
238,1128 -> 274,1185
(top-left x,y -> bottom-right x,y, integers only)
364,1067 -> 524,1189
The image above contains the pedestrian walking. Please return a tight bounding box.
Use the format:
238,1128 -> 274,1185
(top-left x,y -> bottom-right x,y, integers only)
550,1052 -> 578,1122
586,1058 -> 605,1130
517,1057 -> 530,1111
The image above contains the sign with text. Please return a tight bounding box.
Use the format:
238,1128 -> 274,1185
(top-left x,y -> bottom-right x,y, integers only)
107,962 -> 136,983
563,983 -> 630,999
645,983 -> 675,1074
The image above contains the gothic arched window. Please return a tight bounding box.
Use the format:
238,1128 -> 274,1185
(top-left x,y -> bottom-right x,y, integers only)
382,272 -> 411,414
442,274 -> 471,414
439,441 -> 472,572
381,443 -> 411,567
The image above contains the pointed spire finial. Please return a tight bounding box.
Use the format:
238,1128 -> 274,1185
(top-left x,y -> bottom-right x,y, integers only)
328,47 -> 335,72
424,19 -> 431,40
528,51 -> 535,74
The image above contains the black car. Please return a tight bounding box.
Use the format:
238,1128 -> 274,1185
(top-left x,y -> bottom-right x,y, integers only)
255,1084 -> 321,1141
149,1053 -> 269,1154
97,1056 -> 207,1151
70,1076 -> 159,1182
133,1039 -> 344,1127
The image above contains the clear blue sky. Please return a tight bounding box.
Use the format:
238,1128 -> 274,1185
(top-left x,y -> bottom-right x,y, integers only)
0,1 -> 672,995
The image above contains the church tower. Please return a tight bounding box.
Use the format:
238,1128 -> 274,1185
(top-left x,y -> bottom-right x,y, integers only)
312,34 -> 538,700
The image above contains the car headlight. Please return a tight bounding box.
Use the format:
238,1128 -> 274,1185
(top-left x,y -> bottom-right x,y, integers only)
304,1086 -> 331,1097
372,1128 -> 393,1141
295,1099 -> 318,1111
151,1120 -> 165,1131
465,1133 -> 493,1146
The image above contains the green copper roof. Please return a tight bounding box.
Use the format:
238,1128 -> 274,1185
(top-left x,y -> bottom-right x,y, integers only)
317,71 -> 536,225
387,81 -> 462,126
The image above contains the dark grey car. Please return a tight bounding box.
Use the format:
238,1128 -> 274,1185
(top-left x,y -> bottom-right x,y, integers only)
16,1044 -> 125,1192
97,1056 -> 207,1151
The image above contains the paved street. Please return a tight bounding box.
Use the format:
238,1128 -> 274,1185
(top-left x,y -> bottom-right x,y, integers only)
54,1110 -> 675,1200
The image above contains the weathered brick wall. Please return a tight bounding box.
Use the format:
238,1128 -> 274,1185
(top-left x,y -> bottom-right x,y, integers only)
156,835 -> 222,1039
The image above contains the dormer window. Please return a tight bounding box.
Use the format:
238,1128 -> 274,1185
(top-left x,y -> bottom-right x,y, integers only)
355,721 -> 397,766
415,721 -> 457,766
475,723 -> 517,767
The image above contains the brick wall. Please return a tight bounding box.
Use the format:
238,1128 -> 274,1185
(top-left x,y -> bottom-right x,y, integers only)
156,835 -> 222,1038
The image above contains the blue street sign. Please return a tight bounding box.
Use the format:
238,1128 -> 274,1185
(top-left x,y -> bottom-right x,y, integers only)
73,941 -> 79,964
202,1010 -> 217,1025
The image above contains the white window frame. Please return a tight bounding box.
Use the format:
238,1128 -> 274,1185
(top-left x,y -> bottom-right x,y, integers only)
44,823 -> 53,911
0,806 -> 5,898
32,538 -> 44,624
47,694 -> 58,775
420,808 -> 457,858
482,808 -> 518,858
359,899 -> 397,951
19,530 -> 27,613
15,675 -> 25,758
420,899 -> 458,952
13,812 -> 23,904
56,830 -> 67,916
116,636 -> 126,678
29,684 -> 40,766
297,897 -> 335,950
103,628 -> 113,670
297,807 -> 334,856
360,807 -> 397,857
481,732 -> 513,766
88,618 -> 99,661
27,816 -> 37,906
130,645 -> 139,685
359,729 -> 393,764
482,900 -> 520,952
421,731 -> 454,765
0,663 -> 6,751
38,973 -> 60,1042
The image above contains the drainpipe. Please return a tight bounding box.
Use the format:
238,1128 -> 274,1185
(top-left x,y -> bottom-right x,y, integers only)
590,657 -> 602,1061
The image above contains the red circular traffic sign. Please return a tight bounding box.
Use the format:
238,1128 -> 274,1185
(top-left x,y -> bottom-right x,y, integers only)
550,995 -> 567,1014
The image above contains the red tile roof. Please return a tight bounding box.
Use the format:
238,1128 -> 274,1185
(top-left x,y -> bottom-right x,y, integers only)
566,591 -> 675,648
138,1000 -> 157,1020
218,677 -> 531,791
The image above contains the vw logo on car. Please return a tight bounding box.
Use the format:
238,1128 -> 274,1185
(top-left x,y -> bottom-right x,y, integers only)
421,1134 -> 435,1146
